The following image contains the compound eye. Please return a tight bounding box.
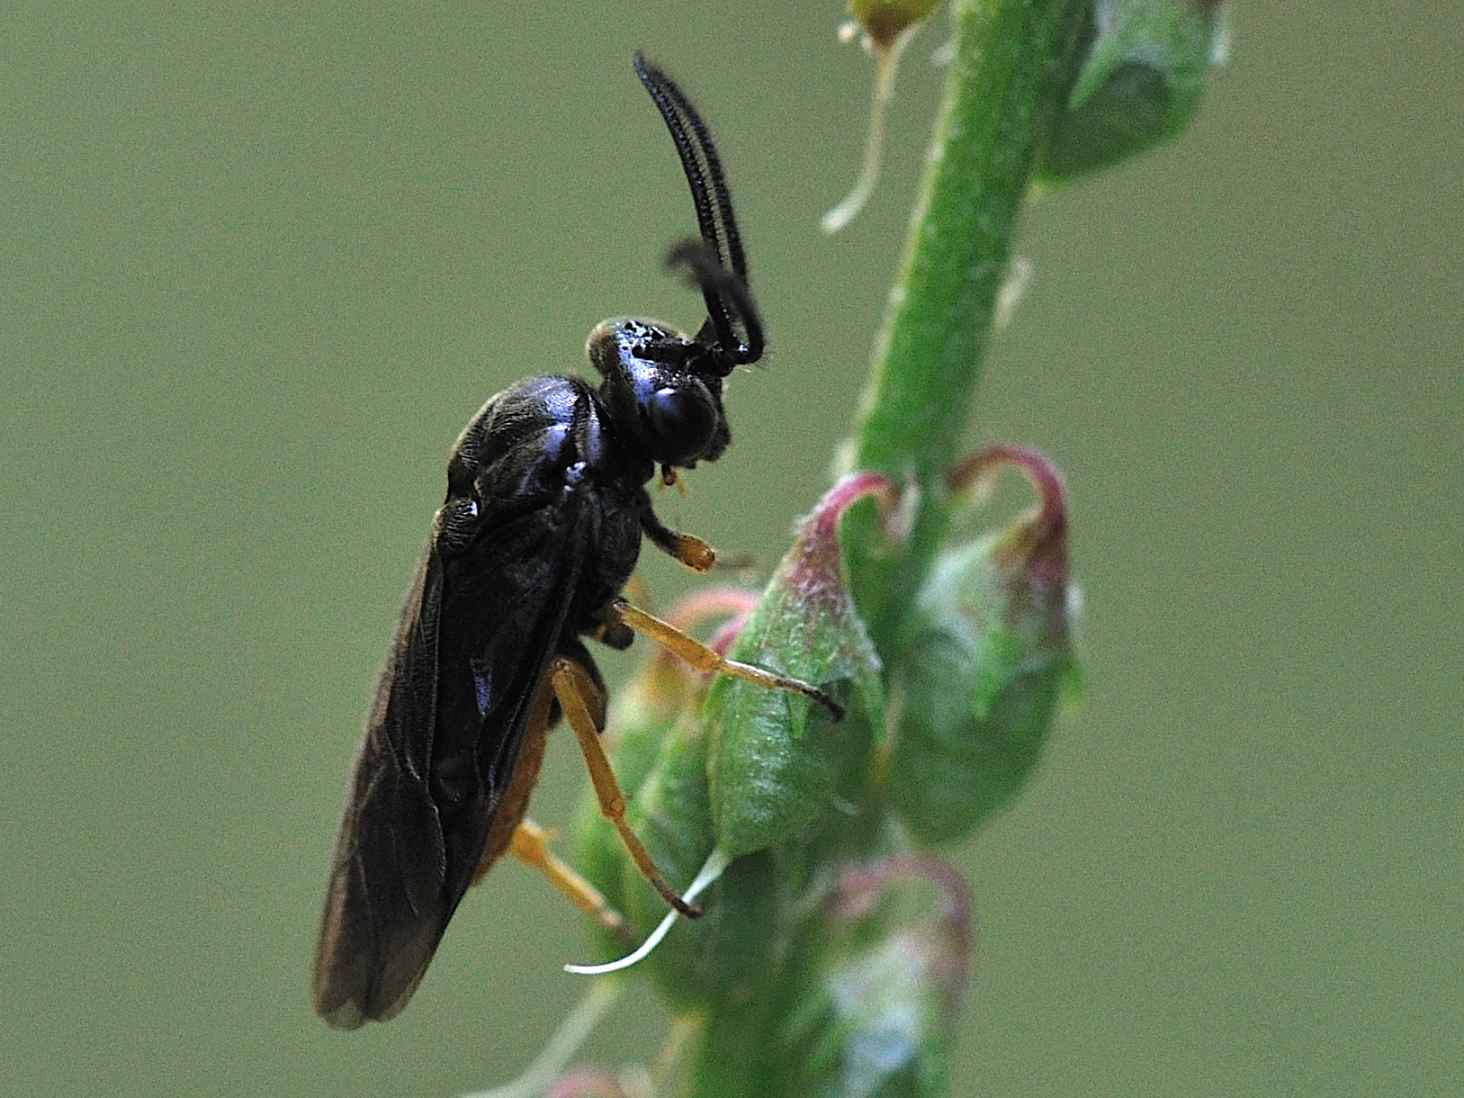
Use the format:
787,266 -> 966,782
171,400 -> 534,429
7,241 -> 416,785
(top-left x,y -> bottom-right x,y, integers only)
647,383 -> 718,466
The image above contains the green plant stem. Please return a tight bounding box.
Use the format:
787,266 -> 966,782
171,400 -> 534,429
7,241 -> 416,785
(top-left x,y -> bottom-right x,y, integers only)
844,0 -> 1088,650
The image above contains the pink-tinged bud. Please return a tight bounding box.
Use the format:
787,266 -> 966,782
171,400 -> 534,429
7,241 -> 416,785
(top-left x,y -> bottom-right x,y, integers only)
830,852 -> 974,1009
708,473 -> 901,858
884,445 -> 1080,843
946,444 -> 1070,645
790,852 -> 974,1095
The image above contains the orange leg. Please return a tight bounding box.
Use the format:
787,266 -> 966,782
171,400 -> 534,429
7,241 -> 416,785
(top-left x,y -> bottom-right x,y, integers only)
509,819 -> 624,934
642,511 -> 716,572
606,599 -> 845,720
550,657 -> 704,919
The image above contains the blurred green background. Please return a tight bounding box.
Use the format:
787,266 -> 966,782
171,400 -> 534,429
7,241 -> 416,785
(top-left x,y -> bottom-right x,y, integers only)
4,3 -> 1460,1095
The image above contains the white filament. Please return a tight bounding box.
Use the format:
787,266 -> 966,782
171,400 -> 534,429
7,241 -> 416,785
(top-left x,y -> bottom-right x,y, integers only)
563,847 -> 731,977
821,29 -> 915,234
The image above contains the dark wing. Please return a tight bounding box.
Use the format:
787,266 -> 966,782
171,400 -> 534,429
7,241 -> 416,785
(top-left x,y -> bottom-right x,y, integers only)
312,503 -> 584,1028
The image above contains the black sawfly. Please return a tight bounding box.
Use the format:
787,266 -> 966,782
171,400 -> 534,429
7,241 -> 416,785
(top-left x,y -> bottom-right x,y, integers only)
312,54 -> 842,1029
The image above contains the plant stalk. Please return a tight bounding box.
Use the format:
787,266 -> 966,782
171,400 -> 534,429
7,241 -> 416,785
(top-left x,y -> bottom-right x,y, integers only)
843,0 -> 1088,650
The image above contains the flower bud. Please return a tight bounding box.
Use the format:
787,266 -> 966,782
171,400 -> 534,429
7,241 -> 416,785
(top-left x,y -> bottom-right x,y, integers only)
1042,0 -> 1228,180
848,0 -> 942,50
783,853 -> 973,1097
569,589 -> 796,1009
884,446 -> 1080,843
571,588 -> 758,955
707,473 -> 898,858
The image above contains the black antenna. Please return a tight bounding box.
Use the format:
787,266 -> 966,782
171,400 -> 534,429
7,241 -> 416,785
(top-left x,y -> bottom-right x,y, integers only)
665,240 -> 763,372
633,53 -> 761,366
